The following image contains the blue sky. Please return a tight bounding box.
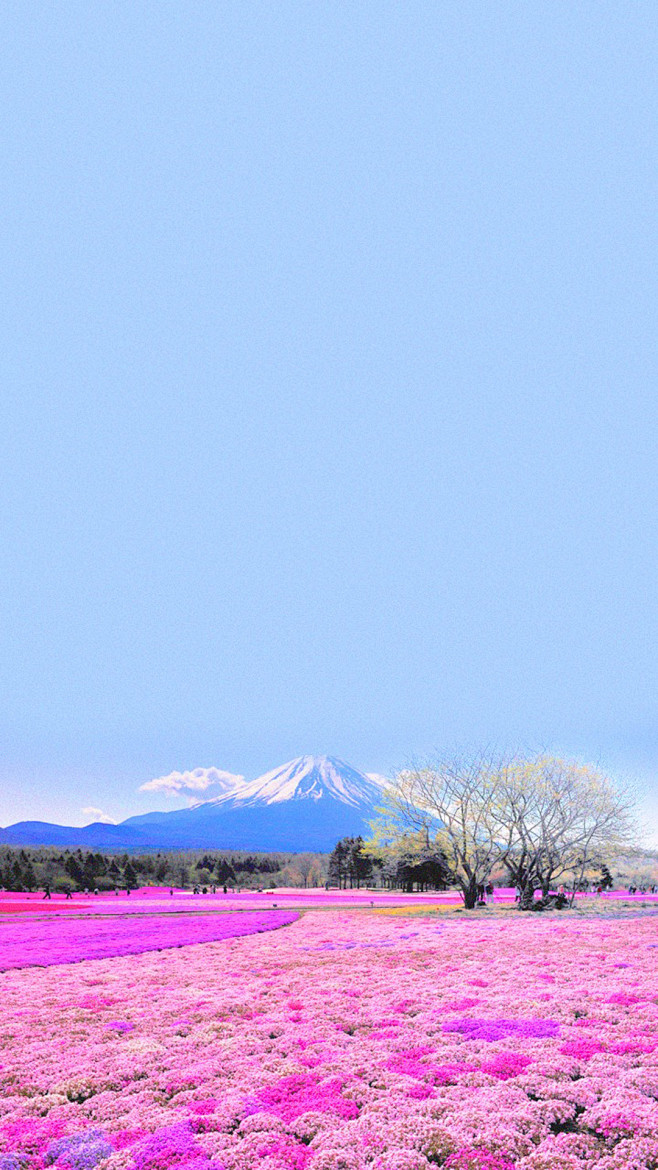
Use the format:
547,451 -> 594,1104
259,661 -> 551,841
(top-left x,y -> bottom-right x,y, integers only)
2,3 -> 658,842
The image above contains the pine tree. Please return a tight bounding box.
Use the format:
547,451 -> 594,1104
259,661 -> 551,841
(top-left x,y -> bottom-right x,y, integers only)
10,860 -> 25,891
65,855 -> 84,889
328,840 -> 349,888
82,853 -> 98,888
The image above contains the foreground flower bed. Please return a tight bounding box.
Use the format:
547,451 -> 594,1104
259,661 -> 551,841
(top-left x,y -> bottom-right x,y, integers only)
0,910 -> 298,970
1,910 -> 658,1169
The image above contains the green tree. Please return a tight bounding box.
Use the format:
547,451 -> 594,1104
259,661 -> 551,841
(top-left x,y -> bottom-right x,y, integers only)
328,839 -> 349,888
328,838 -> 374,889
10,860 -> 25,891
65,855 -> 84,889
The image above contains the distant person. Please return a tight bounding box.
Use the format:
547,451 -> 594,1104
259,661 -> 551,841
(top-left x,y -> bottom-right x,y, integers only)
64,887 -> 72,900
42,885 -> 51,900
170,888 -> 174,896
223,885 -> 227,895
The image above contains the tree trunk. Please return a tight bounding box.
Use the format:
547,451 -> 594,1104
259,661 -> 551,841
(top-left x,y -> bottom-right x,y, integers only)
519,883 -> 536,911
462,878 -> 478,909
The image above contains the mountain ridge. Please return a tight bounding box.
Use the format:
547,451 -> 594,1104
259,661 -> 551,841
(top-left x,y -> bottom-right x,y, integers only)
0,755 -> 390,852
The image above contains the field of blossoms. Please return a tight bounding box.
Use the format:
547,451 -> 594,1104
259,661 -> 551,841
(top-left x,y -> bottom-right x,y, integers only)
0,909 -> 298,971
2,905 -> 658,1170
1,903 -> 655,1170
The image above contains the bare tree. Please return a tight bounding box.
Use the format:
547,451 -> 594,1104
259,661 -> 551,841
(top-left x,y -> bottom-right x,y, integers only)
295,853 -> 317,888
372,750 -> 512,908
374,751 -> 637,911
497,756 -> 637,908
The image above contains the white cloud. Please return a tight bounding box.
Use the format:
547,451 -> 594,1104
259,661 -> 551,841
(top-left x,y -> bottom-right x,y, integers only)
81,806 -> 116,825
138,767 -> 245,797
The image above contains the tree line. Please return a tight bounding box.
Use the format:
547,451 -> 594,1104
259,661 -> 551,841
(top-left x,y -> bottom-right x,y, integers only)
0,846 -> 328,892
327,835 -> 451,892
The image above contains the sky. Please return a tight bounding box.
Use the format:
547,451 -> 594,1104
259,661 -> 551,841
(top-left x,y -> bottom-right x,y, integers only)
1,2 -> 658,843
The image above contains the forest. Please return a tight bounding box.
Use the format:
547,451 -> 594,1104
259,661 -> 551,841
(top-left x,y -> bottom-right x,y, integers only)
0,846 -> 328,892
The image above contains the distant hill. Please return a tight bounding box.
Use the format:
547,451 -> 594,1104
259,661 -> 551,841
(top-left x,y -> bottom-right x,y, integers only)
0,820 -> 147,849
0,756 -> 389,852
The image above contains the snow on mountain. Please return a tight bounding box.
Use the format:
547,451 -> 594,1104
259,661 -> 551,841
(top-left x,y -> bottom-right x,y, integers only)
118,755 -> 391,850
203,755 -> 387,809
366,772 -> 392,789
2,756 -> 391,851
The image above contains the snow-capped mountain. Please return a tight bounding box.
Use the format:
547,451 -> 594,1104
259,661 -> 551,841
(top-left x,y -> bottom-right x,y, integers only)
0,756 -> 390,851
201,755 -> 387,810
119,756 -> 389,851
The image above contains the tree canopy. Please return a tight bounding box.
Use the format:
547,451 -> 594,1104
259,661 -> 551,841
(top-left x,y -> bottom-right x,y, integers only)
373,751 -> 636,909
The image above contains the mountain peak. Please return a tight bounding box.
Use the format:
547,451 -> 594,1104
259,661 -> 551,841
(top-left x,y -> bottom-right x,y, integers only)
2,754 -> 391,852
205,754 -> 386,810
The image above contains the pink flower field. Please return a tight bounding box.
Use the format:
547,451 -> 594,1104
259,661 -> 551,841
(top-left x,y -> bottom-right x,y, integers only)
0,910 -> 299,971
2,906 -> 658,1170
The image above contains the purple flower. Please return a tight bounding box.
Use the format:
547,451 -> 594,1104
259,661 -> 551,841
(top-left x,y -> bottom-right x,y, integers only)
131,1124 -> 208,1170
45,1130 -> 113,1170
0,910 -> 299,972
442,1018 -> 559,1041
